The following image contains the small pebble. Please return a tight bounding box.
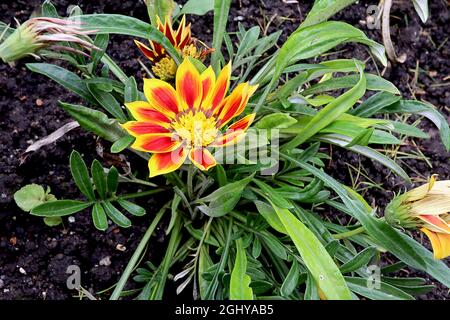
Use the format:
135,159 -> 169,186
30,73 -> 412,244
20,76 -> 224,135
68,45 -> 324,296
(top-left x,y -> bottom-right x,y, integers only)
68,216 -> 76,223
19,267 -> 26,275
116,244 -> 126,252
35,98 -> 44,106
99,256 -> 111,266
9,237 -> 17,246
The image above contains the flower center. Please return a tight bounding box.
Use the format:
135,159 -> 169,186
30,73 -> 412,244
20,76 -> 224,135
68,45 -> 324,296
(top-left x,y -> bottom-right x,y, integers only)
172,111 -> 218,148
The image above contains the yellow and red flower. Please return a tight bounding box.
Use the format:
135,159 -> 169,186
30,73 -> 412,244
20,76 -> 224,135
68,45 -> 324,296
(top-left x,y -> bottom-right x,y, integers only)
134,15 -> 211,81
121,58 -> 258,177
385,175 -> 450,259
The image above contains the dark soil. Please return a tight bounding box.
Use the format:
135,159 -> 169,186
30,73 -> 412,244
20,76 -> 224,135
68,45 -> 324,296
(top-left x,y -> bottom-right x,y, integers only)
0,0 -> 449,300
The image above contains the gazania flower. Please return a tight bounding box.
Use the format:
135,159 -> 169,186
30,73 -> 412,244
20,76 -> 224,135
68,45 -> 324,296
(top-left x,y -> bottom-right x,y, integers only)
134,15 -> 211,81
385,175 -> 450,259
0,17 -> 97,63
121,58 -> 258,177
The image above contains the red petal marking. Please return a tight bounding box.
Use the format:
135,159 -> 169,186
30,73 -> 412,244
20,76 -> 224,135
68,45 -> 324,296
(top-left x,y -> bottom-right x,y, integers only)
122,121 -> 170,136
218,83 -> 257,128
210,131 -> 244,147
189,148 -> 216,171
134,40 -> 156,61
176,59 -> 202,110
149,146 -> 188,177
200,67 -> 216,105
175,16 -> 186,43
164,19 -> 176,45
124,101 -> 172,124
144,79 -> 180,116
228,113 -> 256,132
208,62 -> 231,112
419,215 -> 450,234
132,133 -> 180,153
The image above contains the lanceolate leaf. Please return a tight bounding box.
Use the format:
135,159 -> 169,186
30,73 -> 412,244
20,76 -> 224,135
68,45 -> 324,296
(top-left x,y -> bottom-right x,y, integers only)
70,151 -> 96,201
230,238 -> 253,300
31,200 -> 92,217
211,0 -> 231,70
271,203 -> 352,300
179,0 -> 214,16
26,63 -> 95,104
92,202 -> 108,231
299,0 -> 358,29
91,160 -> 107,199
60,102 -> 126,143
87,83 -> 127,121
102,201 -> 131,228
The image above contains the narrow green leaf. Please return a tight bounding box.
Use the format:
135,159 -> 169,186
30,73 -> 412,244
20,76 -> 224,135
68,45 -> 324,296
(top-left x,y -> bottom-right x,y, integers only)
110,135 -> 134,153
145,0 -> 176,26
102,201 -> 131,228
117,198 -> 146,216
211,0 -> 231,70
253,179 -> 293,209
31,200 -> 92,217
87,83 -> 127,121
91,160 -> 107,199
26,63 -> 95,104
91,33 -> 109,71
179,0 -> 214,16
230,238 -> 253,300
281,261 -> 300,297
344,127 -> 374,147
255,113 -> 297,129
339,247 -> 377,274
345,277 -> 414,300
59,102 -> 126,143
124,76 -> 138,103
107,166 -> 119,195
42,0 -> 59,18
70,151 -> 96,201
351,92 -> 401,117
254,200 -> 286,234
299,0 -> 357,29
92,202 -> 108,231
272,204 -> 352,300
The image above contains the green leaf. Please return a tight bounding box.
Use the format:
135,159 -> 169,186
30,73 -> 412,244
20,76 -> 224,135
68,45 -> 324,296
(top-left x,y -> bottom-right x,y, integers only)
253,180 -> 293,209
345,277 -> 414,300
412,0 -> 429,23
26,63 -> 95,104
91,160 -> 107,199
351,92 -> 401,118
31,200 -> 92,217
59,102 -> 126,143
282,153 -> 450,289
73,14 -> 181,64
87,83 -> 127,121
70,151 -> 96,201
179,0 -> 214,16
271,204 -> 352,299
91,33 -> 109,71
281,261 -> 300,297
230,238 -> 253,300
110,135 -> 134,153
260,233 -> 288,260
318,134 -> 410,181
282,62 -> 366,150
255,113 -> 297,129
299,0 -> 357,29
92,202 -> 108,231
382,100 -> 450,151
43,216 -> 62,227
344,127 -> 374,147
254,200 -> 286,234
197,175 -> 253,217
211,0 -> 231,70
145,0 -> 176,26
42,0 -> 58,18
14,184 -> 55,212
117,199 -> 146,216
124,76 -> 138,103
107,166 -> 119,195
102,201 -> 131,228
339,247 -> 377,274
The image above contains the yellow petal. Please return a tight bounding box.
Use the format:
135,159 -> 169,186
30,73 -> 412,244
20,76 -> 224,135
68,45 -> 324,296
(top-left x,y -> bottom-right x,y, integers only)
421,228 -> 450,259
